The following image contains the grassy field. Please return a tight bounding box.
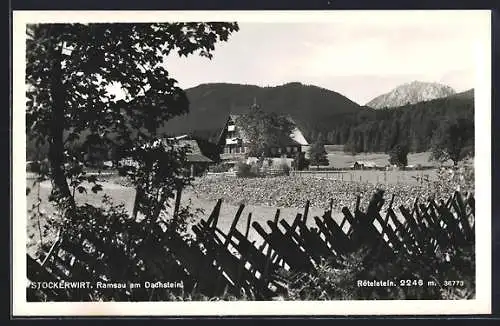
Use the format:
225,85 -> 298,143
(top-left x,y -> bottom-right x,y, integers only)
324,151 -> 451,169
25,178 -> 337,257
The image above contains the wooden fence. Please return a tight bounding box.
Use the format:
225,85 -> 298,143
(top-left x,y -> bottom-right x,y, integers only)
27,190 -> 475,301
291,169 -> 437,185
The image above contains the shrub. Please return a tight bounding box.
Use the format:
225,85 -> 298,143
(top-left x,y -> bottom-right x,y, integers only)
287,241 -> 474,300
250,164 -> 260,176
26,161 -> 41,173
280,162 -> 290,176
235,161 -> 258,178
292,152 -> 309,171
210,162 -> 231,173
388,144 -> 409,168
35,194 -> 205,301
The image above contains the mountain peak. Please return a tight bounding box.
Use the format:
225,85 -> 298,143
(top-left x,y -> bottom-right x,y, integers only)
366,81 -> 456,109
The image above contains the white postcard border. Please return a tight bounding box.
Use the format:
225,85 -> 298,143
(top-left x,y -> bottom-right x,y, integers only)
12,10 -> 492,316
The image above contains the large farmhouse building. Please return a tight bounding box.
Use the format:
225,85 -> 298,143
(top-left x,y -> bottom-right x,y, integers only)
217,113 -> 309,163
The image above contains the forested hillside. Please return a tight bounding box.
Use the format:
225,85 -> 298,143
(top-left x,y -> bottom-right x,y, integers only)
318,89 -> 474,154
162,82 -> 364,142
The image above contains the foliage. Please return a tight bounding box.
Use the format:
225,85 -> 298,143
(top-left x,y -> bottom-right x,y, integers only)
432,163 -> 475,193
308,140 -> 329,168
388,144 -> 409,167
210,162 -> 232,173
337,97 -> 473,154
26,22 -> 239,301
288,230 -> 475,300
235,161 -> 258,178
58,195 -> 205,301
26,22 -> 239,215
291,151 -> 309,171
121,139 -> 193,220
430,118 -> 474,165
287,250 -> 365,300
235,104 -> 295,157
279,162 -> 291,176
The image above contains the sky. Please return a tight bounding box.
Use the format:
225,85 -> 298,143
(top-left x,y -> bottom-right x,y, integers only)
158,11 -> 489,105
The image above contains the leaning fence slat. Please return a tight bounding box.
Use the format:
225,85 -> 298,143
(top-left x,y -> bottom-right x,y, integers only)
387,208 -> 415,255
302,200 -> 310,224
313,216 -> 339,253
341,206 -> 357,237
422,203 -> 452,249
372,211 -> 404,253
267,220 -> 314,272
253,221 -> 312,272
224,204 -> 245,247
281,219 -> 330,264
467,194 -> 475,215
453,191 -> 473,241
206,198 -> 223,229
398,206 -> 423,254
322,211 -> 352,253
297,219 -> 335,261
41,232 -> 62,267
245,213 -> 253,239
436,203 -> 465,245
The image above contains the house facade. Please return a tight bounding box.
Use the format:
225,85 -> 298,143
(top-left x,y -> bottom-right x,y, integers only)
218,114 -> 309,162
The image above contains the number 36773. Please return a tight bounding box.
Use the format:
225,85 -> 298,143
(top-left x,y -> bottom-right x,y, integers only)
444,280 -> 465,287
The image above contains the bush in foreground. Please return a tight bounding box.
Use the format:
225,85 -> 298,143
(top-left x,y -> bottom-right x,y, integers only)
287,243 -> 475,300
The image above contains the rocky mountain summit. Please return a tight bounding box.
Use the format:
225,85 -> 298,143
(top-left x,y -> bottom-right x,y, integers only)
366,81 -> 456,109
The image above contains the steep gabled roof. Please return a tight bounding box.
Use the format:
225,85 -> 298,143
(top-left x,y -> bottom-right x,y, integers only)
164,136 -> 214,163
179,139 -> 213,163
224,113 -> 307,147
186,153 -> 213,163
273,133 -> 302,147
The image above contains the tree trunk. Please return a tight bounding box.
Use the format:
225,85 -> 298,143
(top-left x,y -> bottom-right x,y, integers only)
47,37 -> 76,215
172,185 -> 183,231
132,159 -> 153,220
131,186 -> 142,220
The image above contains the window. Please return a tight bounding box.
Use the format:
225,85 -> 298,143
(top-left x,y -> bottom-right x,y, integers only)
236,147 -> 240,154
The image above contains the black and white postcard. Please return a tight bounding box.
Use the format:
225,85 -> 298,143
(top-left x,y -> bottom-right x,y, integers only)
12,10 -> 492,316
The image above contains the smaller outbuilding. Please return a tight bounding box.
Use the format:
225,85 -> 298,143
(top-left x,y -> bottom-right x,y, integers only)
352,161 -> 378,170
